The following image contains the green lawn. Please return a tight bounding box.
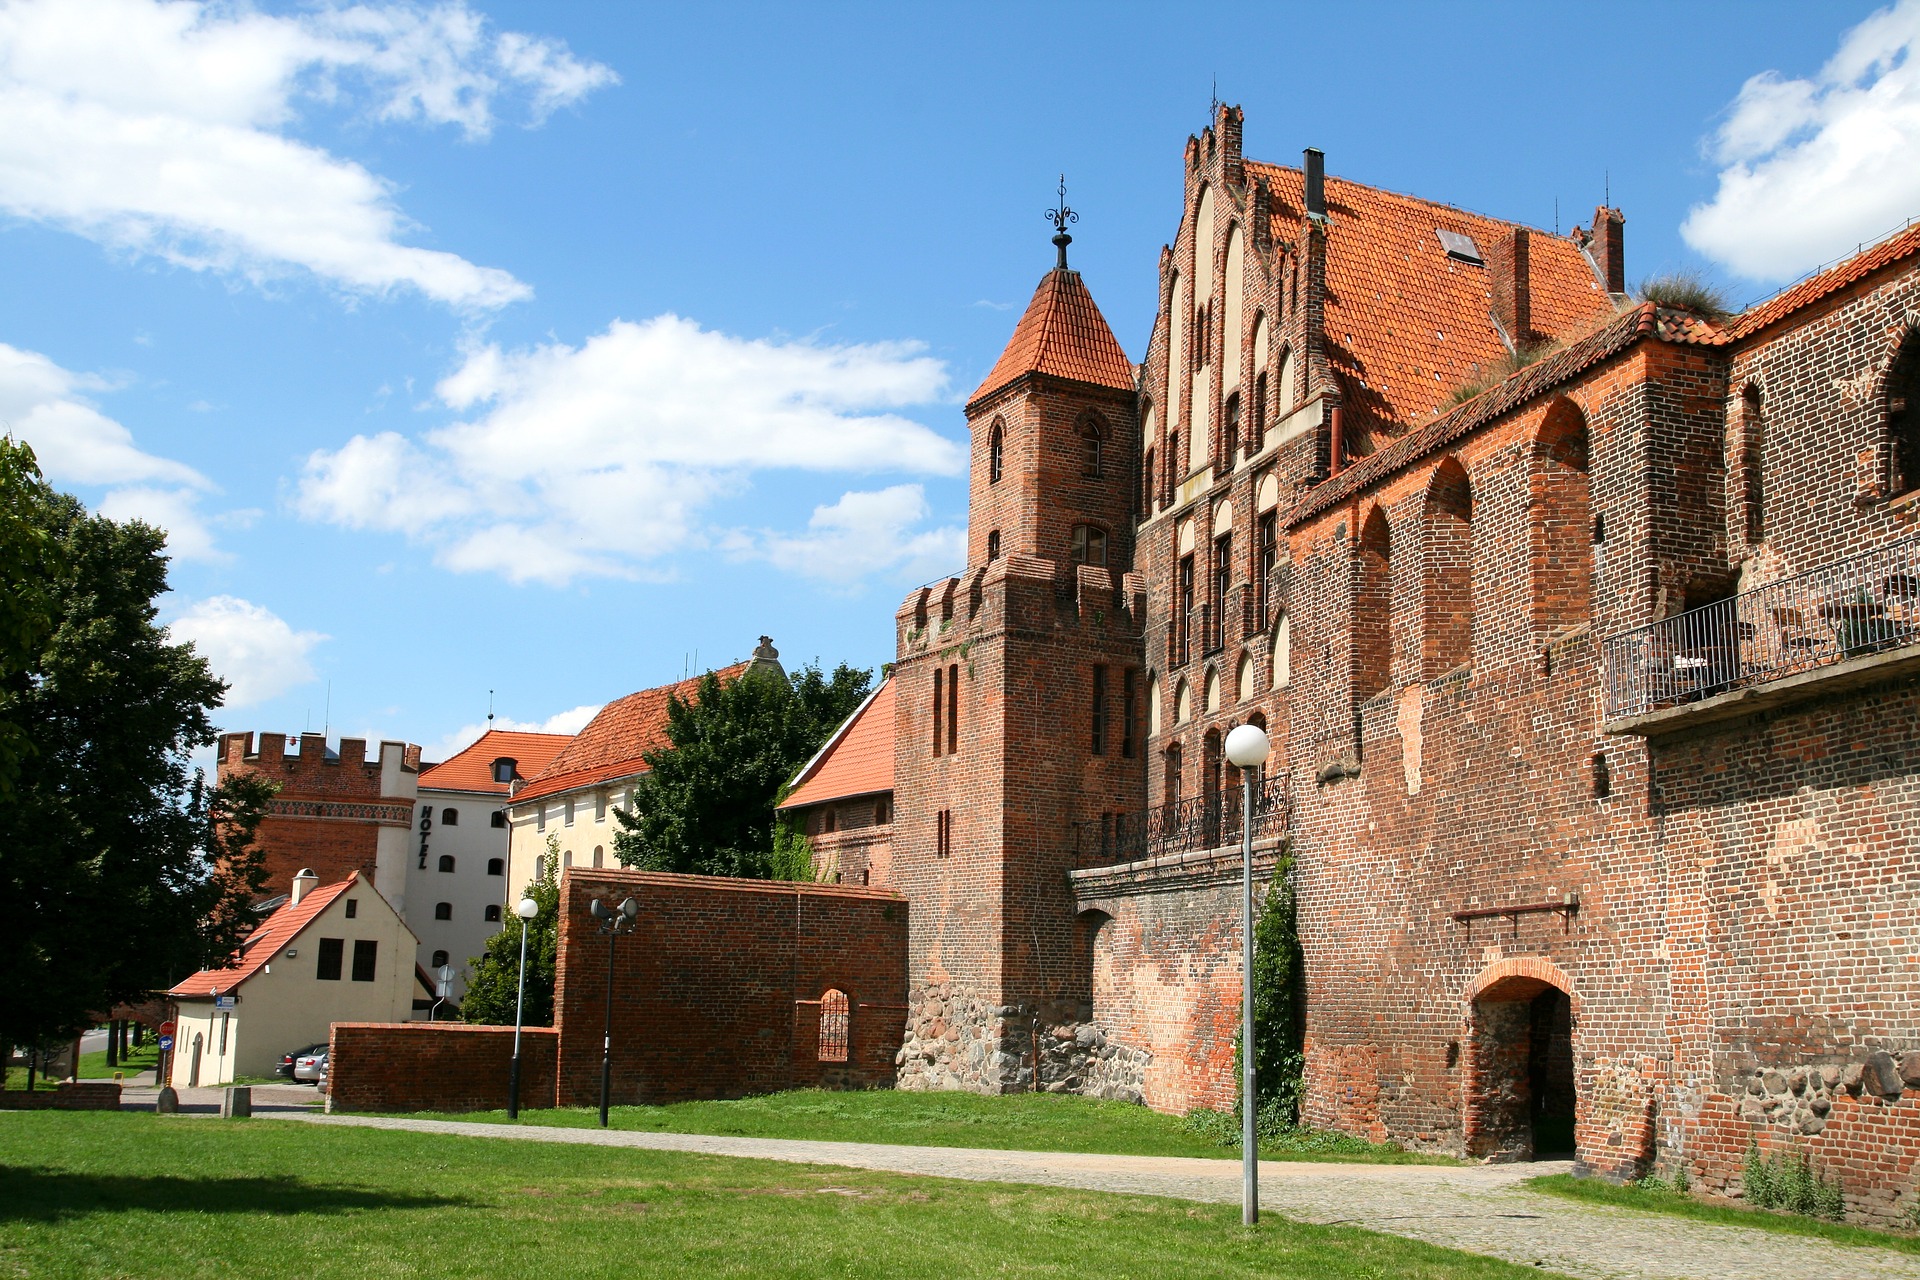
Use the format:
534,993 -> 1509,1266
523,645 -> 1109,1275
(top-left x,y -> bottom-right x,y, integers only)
403,1088 -> 1454,1164
1527,1173 -> 1920,1255
6,1039 -> 161,1090
0,1113 -> 1554,1279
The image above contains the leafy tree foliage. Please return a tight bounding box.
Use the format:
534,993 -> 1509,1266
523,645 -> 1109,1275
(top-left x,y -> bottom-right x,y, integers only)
461,836 -> 560,1026
0,447 -> 272,1055
613,662 -> 871,878
1249,850 -> 1307,1125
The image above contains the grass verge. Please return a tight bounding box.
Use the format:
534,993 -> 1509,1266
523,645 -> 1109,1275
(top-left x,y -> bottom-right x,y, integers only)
1526,1173 -> 1920,1254
401,1088 -> 1453,1164
0,1112 -> 1550,1279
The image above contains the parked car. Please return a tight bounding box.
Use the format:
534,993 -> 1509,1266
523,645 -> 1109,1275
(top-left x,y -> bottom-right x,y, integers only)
276,1042 -> 326,1080
292,1048 -> 328,1084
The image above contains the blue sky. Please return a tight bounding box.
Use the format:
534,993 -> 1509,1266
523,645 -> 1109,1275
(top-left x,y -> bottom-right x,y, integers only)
2,0 -> 1913,764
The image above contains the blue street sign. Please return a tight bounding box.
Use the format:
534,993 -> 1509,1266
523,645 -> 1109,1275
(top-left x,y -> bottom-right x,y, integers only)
157,1035 -> 174,1051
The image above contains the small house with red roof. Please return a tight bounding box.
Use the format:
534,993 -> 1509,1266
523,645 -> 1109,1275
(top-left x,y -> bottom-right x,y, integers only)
409,728 -> 573,1003
165,870 -> 416,1087
503,638 -> 786,893
777,677 -> 895,887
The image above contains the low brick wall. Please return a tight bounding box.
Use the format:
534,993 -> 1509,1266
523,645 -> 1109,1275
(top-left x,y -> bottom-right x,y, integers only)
326,1022 -> 558,1114
0,1082 -> 121,1111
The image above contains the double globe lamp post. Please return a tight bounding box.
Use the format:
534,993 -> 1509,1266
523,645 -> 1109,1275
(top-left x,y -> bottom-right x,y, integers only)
1223,721 -> 1272,1227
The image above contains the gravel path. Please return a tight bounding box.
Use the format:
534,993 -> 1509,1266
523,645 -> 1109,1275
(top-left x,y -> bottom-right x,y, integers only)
279,1113 -> 1918,1280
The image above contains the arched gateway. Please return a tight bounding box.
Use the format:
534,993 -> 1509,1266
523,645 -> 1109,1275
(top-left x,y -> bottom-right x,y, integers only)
1463,958 -> 1578,1161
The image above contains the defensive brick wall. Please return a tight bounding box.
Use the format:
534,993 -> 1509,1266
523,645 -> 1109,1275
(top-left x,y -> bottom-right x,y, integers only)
552,869 -> 907,1106
0,1082 -> 121,1111
324,1022 -> 557,1114
218,732 -> 419,901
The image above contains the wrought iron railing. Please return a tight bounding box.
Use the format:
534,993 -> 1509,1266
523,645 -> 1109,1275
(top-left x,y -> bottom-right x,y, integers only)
1602,534 -> 1920,721
1087,772 -> 1289,867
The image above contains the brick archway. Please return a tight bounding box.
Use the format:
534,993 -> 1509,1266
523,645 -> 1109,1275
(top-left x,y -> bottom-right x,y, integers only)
1462,957 -> 1578,1161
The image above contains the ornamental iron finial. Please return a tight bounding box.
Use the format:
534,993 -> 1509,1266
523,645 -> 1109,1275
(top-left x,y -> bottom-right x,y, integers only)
1047,174 -> 1077,270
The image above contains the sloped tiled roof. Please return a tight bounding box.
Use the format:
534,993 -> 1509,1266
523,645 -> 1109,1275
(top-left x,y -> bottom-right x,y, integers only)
777,678 -> 895,810
970,267 -> 1136,407
1248,163 -> 1618,432
511,663 -> 750,806
419,729 -> 574,796
166,875 -> 357,997
1728,220 -> 1920,341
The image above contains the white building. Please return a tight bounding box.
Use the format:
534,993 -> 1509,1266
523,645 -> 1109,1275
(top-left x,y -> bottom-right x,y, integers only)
408,729 -> 571,1004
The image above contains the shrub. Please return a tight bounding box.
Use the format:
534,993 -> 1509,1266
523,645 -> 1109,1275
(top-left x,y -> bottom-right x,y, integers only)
1443,341 -> 1557,408
1744,1142 -> 1845,1220
1634,270 -> 1732,319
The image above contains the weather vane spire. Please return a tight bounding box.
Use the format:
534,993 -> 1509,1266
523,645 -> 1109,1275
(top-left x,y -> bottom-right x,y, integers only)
1046,174 -> 1078,270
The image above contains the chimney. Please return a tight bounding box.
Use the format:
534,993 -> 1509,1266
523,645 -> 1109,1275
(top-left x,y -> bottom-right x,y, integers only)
1304,148 -> 1326,220
1219,104 -> 1244,187
1591,206 -> 1625,294
1489,228 -> 1533,347
290,868 -> 318,905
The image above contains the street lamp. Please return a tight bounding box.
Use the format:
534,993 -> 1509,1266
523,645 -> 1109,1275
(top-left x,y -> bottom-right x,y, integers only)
1223,720 -> 1271,1227
589,896 -> 639,1128
506,895 -> 540,1120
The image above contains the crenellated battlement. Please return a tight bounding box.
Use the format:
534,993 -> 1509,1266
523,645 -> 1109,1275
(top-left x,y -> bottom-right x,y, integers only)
217,730 -> 420,801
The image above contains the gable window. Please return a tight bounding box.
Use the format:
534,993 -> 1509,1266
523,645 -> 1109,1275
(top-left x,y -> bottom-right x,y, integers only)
491,758 -> 517,784
484,904 -> 502,922
434,902 -> 453,921
315,937 -> 344,981
344,898 -> 358,919
441,807 -> 458,826
351,939 -> 377,982
989,420 -> 1005,484
1070,524 -> 1108,567
438,854 -> 455,873
487,857 -> 504,876
818,989 -> 849,1062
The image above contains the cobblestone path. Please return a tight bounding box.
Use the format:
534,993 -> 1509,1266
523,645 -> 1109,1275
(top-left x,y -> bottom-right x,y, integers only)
287,1114 -> 1917,1280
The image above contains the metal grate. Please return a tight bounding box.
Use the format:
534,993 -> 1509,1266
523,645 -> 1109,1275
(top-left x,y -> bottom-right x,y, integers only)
1603,534 -> 1920,721
817,989 -> 849,1062
1089,772 -> 1289,868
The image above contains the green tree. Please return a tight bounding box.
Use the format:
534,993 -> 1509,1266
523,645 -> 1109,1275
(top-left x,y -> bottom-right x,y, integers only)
0,439 -> 53,795
461,836 -> 559,1026
0,452 -> 273,1058
613,662 -> 871,878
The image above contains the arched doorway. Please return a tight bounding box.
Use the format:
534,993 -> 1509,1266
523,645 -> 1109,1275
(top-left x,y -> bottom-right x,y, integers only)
1464,963 -> 1577,1160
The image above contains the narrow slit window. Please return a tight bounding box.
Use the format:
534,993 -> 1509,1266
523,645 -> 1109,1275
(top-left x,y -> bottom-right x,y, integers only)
818,989 -> 849,1062
1091,664 -> 1108,756
946,663 -> 959,755
932,666 -> 944,757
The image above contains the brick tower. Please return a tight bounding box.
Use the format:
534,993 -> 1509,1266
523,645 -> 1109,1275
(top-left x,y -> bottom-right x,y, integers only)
894,210 -> 1148,1092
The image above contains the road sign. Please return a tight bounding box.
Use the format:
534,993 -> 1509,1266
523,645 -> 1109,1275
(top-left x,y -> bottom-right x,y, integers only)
157,1035 -> 174,1051
158,1020 -> 175,1039
213,995 -> 235,1010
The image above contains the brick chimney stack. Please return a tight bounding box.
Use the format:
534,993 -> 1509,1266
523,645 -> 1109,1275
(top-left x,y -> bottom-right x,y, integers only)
1489,227 -> 1533,347
1591,206 -> 1625,294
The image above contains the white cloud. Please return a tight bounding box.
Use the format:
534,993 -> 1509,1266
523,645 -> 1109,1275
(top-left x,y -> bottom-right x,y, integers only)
0,0 -> 616,308
1683,0 -> 1920,281
745,484 -> 965,586
0,338 -> 244,560
295,315 -> 963,587
168,595 -> 326,709
424,702 -> 600,764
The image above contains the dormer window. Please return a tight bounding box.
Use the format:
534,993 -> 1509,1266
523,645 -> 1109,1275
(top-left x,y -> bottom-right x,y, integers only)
1071,524 -> 1109,567
491,758 -> 517,784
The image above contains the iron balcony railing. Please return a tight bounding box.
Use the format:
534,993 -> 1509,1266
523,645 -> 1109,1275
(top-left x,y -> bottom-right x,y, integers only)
1602,533 -> 1920,721
1087,772 -> 1289,868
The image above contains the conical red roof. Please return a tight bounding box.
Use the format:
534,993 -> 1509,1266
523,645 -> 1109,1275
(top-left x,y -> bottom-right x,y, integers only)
969,268 -> 1134,407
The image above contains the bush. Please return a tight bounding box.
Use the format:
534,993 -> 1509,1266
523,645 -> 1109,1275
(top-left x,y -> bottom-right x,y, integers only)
1744,1142 -> 1845,1220
1443,340 -> 1557,408
1634,270 -> 1732,319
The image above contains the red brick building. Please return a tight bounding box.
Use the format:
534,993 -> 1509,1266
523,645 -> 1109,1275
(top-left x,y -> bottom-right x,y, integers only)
782,105 -> 1920,1219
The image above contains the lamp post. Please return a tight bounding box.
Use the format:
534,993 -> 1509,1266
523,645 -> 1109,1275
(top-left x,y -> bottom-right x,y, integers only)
1223,721 -> 1271,1227
589,896 -> 639,1128
506,895 -> 540,1120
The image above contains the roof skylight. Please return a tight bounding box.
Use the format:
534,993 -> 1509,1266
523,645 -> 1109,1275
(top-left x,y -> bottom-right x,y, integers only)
1436,230 -> 1484,265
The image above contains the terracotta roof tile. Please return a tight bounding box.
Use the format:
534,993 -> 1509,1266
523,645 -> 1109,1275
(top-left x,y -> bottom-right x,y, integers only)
970,268 -> 1135,407
1729,221 -> 1920,340
511,663 -> 749,805
419,729 -> 574,796
777,678 -> 894,810
1248,163 -> 1617,432
166,875 -> 357,996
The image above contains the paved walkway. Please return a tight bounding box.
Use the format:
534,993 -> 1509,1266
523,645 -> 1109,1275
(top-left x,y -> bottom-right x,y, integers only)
279,1113 -> 1918,1280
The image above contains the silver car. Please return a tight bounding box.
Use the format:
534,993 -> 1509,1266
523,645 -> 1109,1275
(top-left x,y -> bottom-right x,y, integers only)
292,1047 -> 328,1083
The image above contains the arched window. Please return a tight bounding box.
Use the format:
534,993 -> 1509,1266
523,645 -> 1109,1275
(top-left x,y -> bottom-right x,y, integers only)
1271,613 -> 1291,688
592,844 -> 604,868
1738,385 -> 1765,544
1141,447 -> 1154,515
818,989 -> 849,1062
1147,673 -> 1162,737
438,854 -> 455,873
987,529 -> 1001,561
1237,652 -> 1255,703
1164,741 -> 1183,805
1253,372 -> 1268,445
1888,331 -> 1920,494
484,904 -> 501,923
1071,524 -> 1108,567
434,902 -> 452,921
1222,392 -> 1240,468
1203,667 -> 1221,713
1531,398 -> 1592,640
1275,347 -> 1297,417
1354,506 -> 1393,698
1423,457 -> 1474,676
1174,678 -> 1192,724
1080,417 -> 1105,478
431,950 -> 449,968
441,808 -> 458,826
989,420 -> 1005,485
486,858 -> 504,876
